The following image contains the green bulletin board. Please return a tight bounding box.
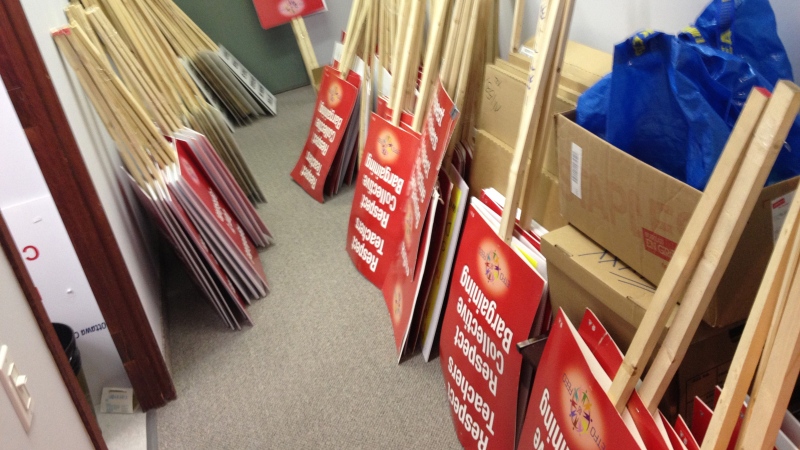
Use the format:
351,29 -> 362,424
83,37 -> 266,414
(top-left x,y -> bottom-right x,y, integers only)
173,0 -> 310,93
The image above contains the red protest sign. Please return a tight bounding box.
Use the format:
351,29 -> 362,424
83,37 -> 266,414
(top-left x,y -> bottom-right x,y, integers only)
252,0 -> 326,30
346,113 -> 420,287
291,66 -> 359,202
377,80 -> 460,358
519,309 -> 645,450
439,199 -> 546,450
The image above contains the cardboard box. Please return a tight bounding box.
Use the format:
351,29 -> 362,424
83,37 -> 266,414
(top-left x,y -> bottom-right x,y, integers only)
542,225 -> 741,420
471,129 -> 513,196
541,225 -> 661,351
510,40 -> 612,95
556,111 -> 800,327
478,63 -> 575,152
470,129 -> 568,231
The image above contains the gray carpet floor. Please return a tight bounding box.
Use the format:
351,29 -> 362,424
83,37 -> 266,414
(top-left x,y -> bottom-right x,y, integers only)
156,86 -> 461,449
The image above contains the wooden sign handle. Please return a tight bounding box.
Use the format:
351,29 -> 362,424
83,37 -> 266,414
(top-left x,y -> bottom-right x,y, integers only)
291,17 -> 319,87
411,0 -> 449,132
340,2 -> 370,80
509,0 -> 526,54
701,174 -> 800,449
636,81 -> 800,414
606,87 -> 770,412
390,0 -> 423,125
737,252 -> 800,449
498,0 -> 566,243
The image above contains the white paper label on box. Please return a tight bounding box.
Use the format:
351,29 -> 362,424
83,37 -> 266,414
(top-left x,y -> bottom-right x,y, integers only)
570,143 -> 583,199
772,190 -> 796,243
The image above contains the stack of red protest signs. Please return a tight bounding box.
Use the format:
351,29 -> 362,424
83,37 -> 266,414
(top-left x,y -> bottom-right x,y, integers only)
291,64 -> 363,201
375,81 -> 460,360
438,196 -> 548,449
54,21 -> 273,330
127,133 -> 272,330
345,0 -> 458,287
291,5 -> 370,202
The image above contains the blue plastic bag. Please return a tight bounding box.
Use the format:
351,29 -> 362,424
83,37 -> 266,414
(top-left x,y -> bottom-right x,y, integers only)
577,0 -> 798,191
679,0 -> 793,85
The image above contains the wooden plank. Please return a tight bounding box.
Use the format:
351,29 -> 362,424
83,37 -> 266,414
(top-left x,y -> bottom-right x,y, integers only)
517,0 -> 573,226
498,0 -> 566,242
509,0 -> 525,54
638,81 -> 800,413
606,87 -> 770,411
402,0 -> 426,113
701,181 -> 800,449
390,0 -> 422,125
340,0 -> 369,80
736,256 -> 800,448
291,17 -> 318,86
438,0 -> 465,93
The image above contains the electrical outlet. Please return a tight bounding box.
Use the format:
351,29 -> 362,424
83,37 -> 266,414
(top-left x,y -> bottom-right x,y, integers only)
0,345 -> 33,432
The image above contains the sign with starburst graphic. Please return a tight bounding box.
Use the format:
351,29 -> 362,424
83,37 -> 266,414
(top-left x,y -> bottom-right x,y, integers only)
518,309 -> 649,449
291,66 -> 360,202
438,197 -> 547,450
252,0 -> 327,30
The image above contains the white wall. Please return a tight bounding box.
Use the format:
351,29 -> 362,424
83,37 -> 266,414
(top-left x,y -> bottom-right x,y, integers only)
16,1 -> 166,355
308,0 -> 800,82
0,243 -> 94,449
0,71 -> 130,405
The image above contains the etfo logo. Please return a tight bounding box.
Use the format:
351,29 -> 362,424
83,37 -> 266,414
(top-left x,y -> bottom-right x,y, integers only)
569,387 -> 593,434
326,81 -> 343,108
278,0 -> 305,16
479,247 -> 509,288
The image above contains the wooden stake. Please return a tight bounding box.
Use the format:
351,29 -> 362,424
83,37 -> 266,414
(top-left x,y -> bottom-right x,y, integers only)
498,0 -> 567,242
607,87 -> 771,412
412,0 -> 449,131
638,81 -> 800,413
701,177 -> 800,449
438,0 -> 464,93
517,0 -> 573,226
736,258 -> 800,449
390,0 -> 423,125
291,17 -> 319,86
509,0 -> 525,54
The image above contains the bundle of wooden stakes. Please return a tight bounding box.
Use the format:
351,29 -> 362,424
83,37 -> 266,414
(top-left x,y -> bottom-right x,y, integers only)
290,0 -> 499,203
599,81 -> 800,447
66,0 -> 271,202
54,3 -> 276,329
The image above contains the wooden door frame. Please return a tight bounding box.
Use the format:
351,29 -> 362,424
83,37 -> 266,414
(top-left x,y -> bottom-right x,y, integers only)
0,0 -> 176,411
0,215 -> 107,449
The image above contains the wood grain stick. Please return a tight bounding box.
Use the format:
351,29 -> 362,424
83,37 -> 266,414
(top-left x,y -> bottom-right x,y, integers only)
736,258 -> 800,449
412,0 -> 449,131
518,0 -> 573,226
498,0 -> 565,242
438,0 -> 464,93
291,17 -> 318,84
638,81 -> 800,413
607,87 -> 770,411
701,181 -> 800,449
390,0 -> 423,125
